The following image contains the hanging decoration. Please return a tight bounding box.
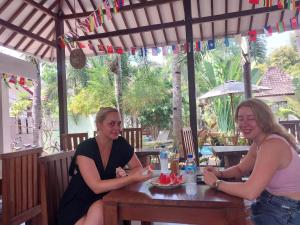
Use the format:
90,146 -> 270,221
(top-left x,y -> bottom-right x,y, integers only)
224,37 -> 230,47
207,39 -> 215,50
249,0 -> 259,4
264,25 -> 273,36
248,30 -> 257,42
263,0 -> 273,7
1,73 -> 34,95
276,21 -> 286,32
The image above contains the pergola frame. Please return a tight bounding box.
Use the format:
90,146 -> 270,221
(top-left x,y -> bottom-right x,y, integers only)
0,0 -> 297,163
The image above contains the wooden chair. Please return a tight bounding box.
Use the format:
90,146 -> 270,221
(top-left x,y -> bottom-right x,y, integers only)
0,148 -> 43,225
39,150 -> 74,225
181,127 -> 195,159
61,132 -> 88,151
121,128 -> 143,149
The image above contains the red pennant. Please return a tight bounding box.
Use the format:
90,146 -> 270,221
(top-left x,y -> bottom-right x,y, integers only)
19,76 -> 25,86
248,30 -> 257,42
249,0 -> 259,4
107,46 -> 114,54
116,47 -> 123,54
131,47 -> 136,55
77,42 -> 86,49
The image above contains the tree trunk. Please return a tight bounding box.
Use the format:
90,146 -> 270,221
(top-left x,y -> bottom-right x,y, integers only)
172,55 -> 183,155
113,55 -> 123,125
32,60 -> 42,146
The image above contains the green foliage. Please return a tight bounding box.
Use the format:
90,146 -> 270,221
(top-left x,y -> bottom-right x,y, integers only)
250,35 -> 267,64
122,64 -> 169,116
10,92 -> 32,117
41,62 -> 59,117
69,57 -> 115,116
268,46 -> 300,77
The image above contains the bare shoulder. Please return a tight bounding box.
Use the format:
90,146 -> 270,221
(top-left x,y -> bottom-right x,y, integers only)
259,137 -> 290,156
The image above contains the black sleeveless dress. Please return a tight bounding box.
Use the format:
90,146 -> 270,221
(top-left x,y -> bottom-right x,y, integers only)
57,136 -> 133,225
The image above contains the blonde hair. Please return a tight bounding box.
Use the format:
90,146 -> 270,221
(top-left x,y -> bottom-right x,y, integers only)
235,98 -> 297,150
95,107 -> 119,124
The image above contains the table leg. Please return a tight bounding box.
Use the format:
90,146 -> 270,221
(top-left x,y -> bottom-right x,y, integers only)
103,201 -> 121,225
226,208 -> 247,225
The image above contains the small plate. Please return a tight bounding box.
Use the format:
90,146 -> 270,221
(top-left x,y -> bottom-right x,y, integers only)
149,177 -> 184,189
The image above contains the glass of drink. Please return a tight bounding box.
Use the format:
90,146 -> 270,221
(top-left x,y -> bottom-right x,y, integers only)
170,157 -> 179,175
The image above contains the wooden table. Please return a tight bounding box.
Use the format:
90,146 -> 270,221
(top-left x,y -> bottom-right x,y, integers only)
135,148 -> 160,167
103,179 -> 246,225
212,146 -> 250,168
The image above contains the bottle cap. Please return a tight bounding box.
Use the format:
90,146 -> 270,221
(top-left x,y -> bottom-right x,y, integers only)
187,153 -> 193,158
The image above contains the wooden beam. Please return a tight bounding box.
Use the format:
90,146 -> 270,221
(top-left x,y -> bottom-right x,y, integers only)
23,0 -> 56,18
0,18 -> 55,47
78,3 -> 294,42
63,0 -> 179,20
183,0 -> 198,164
170,2 -> 180,42
129,0 -> 146,48
0,3 -> 27,36
23,18 -> 54,51
77,20 -> 185,41
193,3 -> 295,25
13,1 -> 57,50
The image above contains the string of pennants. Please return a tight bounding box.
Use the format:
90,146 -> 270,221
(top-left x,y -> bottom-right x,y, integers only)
62,37 -> 228,56
59,0 -> 300,54
58,0 -> 124,48
247,1 -> 300,41
2,73 -> 34,95
249,0 -> 296,10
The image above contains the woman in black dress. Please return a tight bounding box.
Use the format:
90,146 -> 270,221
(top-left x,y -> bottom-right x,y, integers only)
57,107 -> 152,225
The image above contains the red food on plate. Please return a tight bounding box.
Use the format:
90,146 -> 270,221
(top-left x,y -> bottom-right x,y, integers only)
158,173 -> 183,185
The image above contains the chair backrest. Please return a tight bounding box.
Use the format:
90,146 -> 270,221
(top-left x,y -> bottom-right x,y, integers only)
279,120 -> 300,143
39,150 -> 75,225
121,128 -> 143,149
0,148 -> 43,225
181,127 -> 195,159
156,130 -> 170,142
61,132 -> 88,151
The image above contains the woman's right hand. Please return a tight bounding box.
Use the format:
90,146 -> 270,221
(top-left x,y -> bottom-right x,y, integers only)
129,166 -> 153,182
205,166 -> 223,178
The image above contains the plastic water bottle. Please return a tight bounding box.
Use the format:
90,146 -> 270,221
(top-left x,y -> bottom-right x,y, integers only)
185,153 -> 197,183
160,146 -> 168,174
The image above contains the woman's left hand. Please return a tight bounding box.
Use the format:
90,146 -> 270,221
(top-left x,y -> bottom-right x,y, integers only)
203,167 -> 218,187
116,167 -> 127,178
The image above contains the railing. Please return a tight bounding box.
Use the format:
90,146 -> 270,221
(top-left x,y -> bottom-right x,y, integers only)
279,120 -> 300,143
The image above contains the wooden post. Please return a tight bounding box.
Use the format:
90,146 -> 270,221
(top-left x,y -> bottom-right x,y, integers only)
56,9 -> 68,147
183,0 -> 199,164
241,37 -> 252,99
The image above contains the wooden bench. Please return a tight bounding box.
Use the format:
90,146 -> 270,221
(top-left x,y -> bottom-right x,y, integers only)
0,148 -> 43,225
39,150 -> 74,225
61,132 -> 88,151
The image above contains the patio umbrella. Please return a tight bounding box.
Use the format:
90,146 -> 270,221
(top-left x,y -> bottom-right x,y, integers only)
199,80 -> 271,134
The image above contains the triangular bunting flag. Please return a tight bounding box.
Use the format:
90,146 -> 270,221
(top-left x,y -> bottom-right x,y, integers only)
224,37 -> 230,47
248,30 -> 257,42
264,25 -> 273,36
276,21 -> 285,33
207,39 -> 215,50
